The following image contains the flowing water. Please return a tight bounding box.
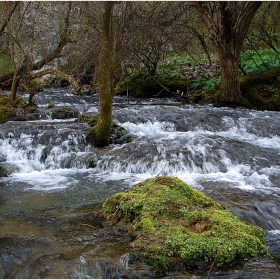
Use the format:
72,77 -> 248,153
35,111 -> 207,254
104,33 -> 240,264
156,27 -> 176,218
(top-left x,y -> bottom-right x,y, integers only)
0,89 -> 280,278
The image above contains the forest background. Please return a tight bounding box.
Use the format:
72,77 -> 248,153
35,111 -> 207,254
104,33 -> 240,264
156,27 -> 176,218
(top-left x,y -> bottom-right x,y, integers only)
1,1 -> 280,145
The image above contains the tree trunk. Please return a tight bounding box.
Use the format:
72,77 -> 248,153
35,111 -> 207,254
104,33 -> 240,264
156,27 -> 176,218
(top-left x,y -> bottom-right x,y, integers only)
218,46 -> 242,103
10,70 -> 20,102
93,2 -> 115,147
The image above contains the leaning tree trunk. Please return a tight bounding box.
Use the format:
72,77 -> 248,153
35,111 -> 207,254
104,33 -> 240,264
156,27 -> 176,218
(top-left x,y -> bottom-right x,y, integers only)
93,2 -> 115,147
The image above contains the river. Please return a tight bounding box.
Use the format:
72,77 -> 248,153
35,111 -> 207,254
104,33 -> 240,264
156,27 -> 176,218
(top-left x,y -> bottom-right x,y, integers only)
0,89 -> 280,278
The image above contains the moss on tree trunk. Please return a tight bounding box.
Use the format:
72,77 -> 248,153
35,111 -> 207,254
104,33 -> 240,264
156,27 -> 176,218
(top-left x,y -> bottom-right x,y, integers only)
93,2 -> 116,147
10,70 -> 20,102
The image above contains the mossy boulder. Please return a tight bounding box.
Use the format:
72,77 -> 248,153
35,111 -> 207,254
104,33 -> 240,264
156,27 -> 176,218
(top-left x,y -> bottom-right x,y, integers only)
102,176 -> 268,272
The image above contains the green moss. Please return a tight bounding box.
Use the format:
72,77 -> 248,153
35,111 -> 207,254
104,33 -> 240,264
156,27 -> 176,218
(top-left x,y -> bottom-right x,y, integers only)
133,213 -> 156,234
0,93 -> 27,124
103,176 -> 268,270
86,116 -> 131,146
0,106 -> 15,123
86,117 -> 103,145
51,108 -> 70,119
87,116 -> 99,126
92,118 -> 112,147
165,79 -> 189,92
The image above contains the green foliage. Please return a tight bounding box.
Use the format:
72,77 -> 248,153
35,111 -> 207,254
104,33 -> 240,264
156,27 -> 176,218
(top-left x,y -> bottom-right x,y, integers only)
103,176 -> 268,270
240,48 -> 280,75
191,76 -> 221,92
0,105 -> 16,124
118,48 -> 280,102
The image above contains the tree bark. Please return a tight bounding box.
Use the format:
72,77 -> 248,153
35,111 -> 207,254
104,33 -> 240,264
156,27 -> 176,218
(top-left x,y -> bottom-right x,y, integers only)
217,45 -> 241,103
93,2 -> 115,147
10,70 -> 20,102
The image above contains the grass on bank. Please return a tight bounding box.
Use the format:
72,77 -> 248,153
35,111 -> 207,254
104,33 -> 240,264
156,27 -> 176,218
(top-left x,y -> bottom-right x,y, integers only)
0,52 -> 13,75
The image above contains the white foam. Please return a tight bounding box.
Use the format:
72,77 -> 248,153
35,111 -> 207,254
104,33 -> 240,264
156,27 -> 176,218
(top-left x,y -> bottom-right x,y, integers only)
10,169 -> 80,191
121,121 -> 176,137
269,230 -> 280,235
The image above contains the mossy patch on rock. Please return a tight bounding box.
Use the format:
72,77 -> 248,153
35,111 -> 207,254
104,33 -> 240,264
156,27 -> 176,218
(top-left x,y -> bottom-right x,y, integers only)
0,105 -> 16,124
0,93 -> 28,124
102,176 -> 268,272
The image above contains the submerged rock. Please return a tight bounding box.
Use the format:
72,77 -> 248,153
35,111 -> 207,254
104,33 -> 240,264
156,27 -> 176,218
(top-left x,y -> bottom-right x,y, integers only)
100,176 -> 270,276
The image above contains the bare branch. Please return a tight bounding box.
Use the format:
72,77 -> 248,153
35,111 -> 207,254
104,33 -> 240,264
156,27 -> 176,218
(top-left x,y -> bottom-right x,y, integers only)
0,2 -> 19,38
31,68 -> 82,94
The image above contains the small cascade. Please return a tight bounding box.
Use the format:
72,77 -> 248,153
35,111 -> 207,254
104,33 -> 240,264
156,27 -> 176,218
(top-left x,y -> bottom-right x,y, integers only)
0,120 -> 93,174
1,100 -> 280,197
89,117 -> 280,195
